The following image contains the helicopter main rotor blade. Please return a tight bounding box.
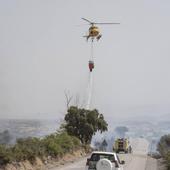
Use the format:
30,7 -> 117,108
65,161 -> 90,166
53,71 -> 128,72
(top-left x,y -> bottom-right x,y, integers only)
94,22 -> 120,25
82,18 -> 93,24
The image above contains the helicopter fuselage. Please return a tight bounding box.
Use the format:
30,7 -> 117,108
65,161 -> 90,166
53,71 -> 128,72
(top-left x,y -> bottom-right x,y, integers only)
82,18 -> 119,41
88,26 -> 100,37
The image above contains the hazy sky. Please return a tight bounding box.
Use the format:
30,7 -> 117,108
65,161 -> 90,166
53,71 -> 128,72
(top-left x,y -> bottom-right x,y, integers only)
1,0 -> 170,120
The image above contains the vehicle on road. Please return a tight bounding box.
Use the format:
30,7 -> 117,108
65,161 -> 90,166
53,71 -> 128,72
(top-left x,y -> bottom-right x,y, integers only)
113,138 -> 132,154
85,151 -> 124,170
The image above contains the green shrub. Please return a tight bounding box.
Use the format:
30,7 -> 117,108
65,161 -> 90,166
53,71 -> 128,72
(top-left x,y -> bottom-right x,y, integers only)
165,151 -> 170,170
56,132 -> 74,153
158,135 -> 170,170
12,137 -> 44,162
0,132 -> 82,166
72,136 -> 81,148
43,132 -> 81,154
13,144 -> 35,162
44,139 -> 63,156
158,135 -> 170,157
0,145 -> 13,165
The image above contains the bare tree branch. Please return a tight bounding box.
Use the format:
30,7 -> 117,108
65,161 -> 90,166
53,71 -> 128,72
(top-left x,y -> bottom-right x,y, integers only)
74,94 -> 80,107
64,90 -> 73,109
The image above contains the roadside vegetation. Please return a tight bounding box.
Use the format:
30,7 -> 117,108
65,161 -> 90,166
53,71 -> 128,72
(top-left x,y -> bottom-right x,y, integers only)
0,132 -> 81,166
0,106 -> 108,166
158,134 -> 170,170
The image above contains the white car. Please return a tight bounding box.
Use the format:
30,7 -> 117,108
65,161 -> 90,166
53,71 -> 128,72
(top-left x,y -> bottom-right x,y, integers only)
85,151 -> 124,170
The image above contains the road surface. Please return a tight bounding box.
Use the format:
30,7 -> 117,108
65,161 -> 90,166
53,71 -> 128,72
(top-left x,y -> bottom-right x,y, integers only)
50,157 -> 87,170
51,138 -> 156,170
120,138 -> 150,170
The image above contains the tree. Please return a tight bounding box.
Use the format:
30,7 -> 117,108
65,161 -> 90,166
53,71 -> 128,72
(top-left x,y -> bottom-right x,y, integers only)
64,106 -> 108,144
64,90 -> 73,109
157,135 -> 170,170
158,134 -> 170,158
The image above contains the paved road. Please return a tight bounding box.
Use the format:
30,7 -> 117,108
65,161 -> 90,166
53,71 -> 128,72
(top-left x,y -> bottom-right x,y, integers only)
51,138 -> 156,170
50,157 -> 87,170
119,138 -> 150,170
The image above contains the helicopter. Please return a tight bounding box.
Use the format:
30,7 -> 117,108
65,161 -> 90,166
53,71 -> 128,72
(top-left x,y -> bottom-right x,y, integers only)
82,18 -> 120,41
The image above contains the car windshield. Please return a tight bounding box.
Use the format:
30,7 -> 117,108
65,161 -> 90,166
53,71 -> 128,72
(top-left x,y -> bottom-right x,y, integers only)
91,153 -> 115,162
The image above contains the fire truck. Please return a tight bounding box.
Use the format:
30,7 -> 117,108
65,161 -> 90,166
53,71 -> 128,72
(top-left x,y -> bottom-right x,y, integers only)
113,138 -> 132,154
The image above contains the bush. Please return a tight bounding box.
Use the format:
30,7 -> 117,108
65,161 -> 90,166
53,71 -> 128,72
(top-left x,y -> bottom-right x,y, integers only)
46,141 -> 63,156
158,135 -> 170,158
43,136 -> 63,157
43,132 -> 81,155
0,145 -> 13,165
55,132 -> 74,153
14,137 -> 46,161
158,135 -> 170,170
0,132 -> 83,166
165,151 -> 170,170
72,136 -> 81,148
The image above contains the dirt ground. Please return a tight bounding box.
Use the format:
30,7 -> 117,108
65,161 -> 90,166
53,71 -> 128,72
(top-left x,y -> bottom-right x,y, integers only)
157,159 -> 166,170
145,156 -> 158,170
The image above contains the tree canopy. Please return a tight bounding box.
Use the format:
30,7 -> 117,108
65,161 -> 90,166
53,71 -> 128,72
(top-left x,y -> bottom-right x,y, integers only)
158,134 -> 170,169
158,134 -> 170,157
64,106 -> 108,144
